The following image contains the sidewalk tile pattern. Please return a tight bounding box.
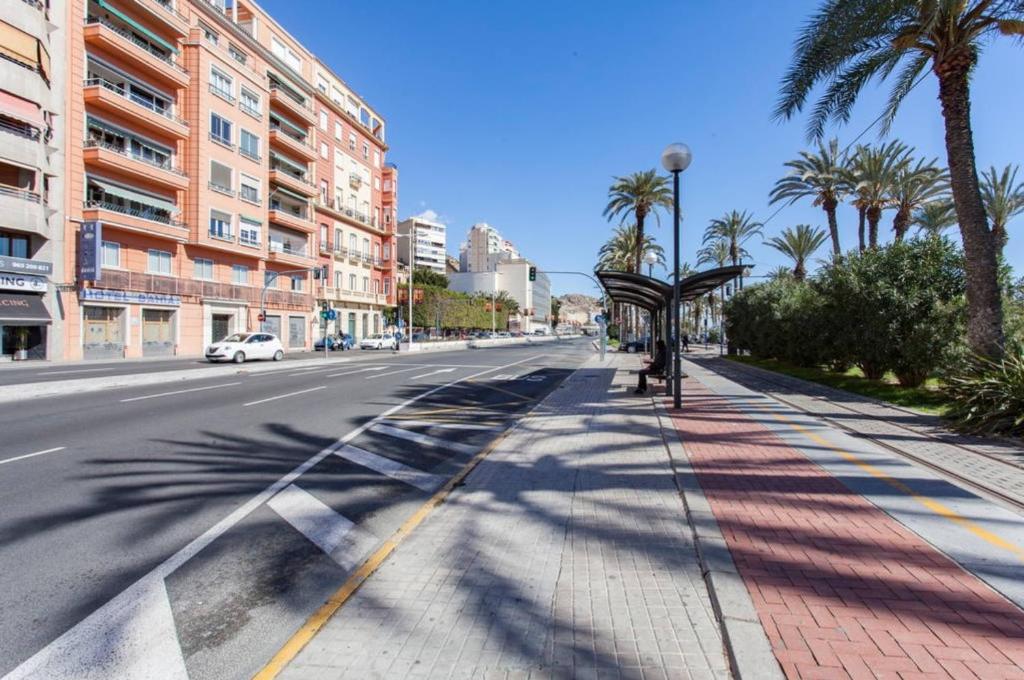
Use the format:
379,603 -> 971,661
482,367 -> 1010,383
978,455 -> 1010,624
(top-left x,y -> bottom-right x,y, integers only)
670,379 -> 1024,680
279,356 -> 729,679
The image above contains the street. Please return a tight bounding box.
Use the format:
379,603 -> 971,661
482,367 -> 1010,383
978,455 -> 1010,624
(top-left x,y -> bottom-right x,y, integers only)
0,339 -> 591,680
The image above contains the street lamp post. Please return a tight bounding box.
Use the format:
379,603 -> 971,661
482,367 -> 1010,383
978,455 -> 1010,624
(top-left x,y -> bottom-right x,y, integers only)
644,251 -> 659,353
394,233 -> 414,350
661,142 -> 692,410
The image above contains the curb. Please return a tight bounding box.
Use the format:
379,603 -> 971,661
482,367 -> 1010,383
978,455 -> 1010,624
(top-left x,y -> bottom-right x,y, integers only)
653,397 -> 784,680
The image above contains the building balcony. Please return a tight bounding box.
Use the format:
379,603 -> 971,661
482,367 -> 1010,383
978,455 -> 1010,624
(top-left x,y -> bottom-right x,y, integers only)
83,18 -> 189,89
322,287 -> 388,306
268,127 -> 317,161
269,207 -> 315,234
348,173 -> 362,190
373,257 -> 388,271
89,268 -> 311,307
82,198 -> 187,242
269,85 -> 316,125
267,242 -> 314,267
83,139 -> 189,191
132,0 -> 189,36
269,168 -> 317,197
313,197 -> 386,235
0,184 -> 47,237
83,78 -> 189,139
0,119 -> 45,170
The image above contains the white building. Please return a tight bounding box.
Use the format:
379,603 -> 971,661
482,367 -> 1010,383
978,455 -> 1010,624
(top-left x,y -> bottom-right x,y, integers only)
397,215 -> 447,274
448,258 -> 551,332
460,222 -> 520,273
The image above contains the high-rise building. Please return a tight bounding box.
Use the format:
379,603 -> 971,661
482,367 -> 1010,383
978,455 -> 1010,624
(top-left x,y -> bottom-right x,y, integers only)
60,0 -> 396,360
1,1 -> 65,361
396,215 -> 446,275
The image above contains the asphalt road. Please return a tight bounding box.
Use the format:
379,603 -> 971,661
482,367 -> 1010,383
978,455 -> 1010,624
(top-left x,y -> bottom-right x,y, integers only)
0,338 -> 593,680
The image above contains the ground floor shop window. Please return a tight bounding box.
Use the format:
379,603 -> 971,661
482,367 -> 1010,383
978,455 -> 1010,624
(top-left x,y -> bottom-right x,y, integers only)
83,306 -> 125,360
347,312 -> 356,338
373,314 -> 380,334
142,309 -> 174,356
0,325 -> 46,360
263,314 -> 281,339
288,315 -> 305,349
361,313 -> 368,340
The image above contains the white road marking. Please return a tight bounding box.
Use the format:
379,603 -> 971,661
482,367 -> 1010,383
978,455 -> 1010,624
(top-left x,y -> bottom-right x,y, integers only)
0,446 -> 67,466
326,366 -> 387,378
35,368 -> 115,375
380,418 -> 506,432
243,386 -> 327,407
3,354 -> 544,680
267,483 -> 378,570
334,444 -> 445,493
119,382 -> 242,403
367,367 -> 421,379
410,368 -> 457,380
370,423 -> 477,455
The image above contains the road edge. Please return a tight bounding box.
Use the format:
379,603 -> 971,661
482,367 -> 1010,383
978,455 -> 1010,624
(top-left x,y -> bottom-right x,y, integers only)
653,397 -> 784,680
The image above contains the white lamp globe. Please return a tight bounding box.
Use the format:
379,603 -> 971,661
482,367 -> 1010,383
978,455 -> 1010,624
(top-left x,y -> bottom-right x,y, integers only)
644,251 -> 659,266
661,143 -> 692,173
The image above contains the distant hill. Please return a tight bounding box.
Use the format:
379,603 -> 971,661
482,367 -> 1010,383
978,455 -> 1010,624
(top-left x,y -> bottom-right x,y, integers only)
557,293 -> 600,309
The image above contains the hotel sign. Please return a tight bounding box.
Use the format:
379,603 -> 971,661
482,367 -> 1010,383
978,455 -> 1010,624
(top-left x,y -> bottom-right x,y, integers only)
80,288 -> 181,307
0,256 -> 52,276
79,221 -> 102,282
0,273 -> 47,293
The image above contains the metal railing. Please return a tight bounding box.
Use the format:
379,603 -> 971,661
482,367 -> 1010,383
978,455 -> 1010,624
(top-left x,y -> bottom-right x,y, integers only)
240,102 -> 261,118
269,123 -> 312,148
91,268 -> 312,307
269,163 -> 315,187
314,198 -> 377,229
83,138 -> 187,176
208,83 -> 235,103
208,181 -> 234,197
208,228 -> 234,241
209,131 -> 234,148
269,84 -> 312,112
268,242 -> 311,258
269,206 -> 312,223
83,78 -> 188,126
85,16 -> 187,74
0,184 -> 42,203
150,0 -> 188,22
0,118 -> 41,141
83,198 -> 185,227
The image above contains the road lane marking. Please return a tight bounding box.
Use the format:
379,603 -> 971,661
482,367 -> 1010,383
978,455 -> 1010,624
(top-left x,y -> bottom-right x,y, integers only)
410,368 -> 457,380
366,367 -> 421,379
379,418 -> 506,431
370,423 -> 477,455
334,444 -> 445,493
6,353 -> 545,680
243,386 -> 327,407
267,484 -> 378,570
36,368 -> 116,375
119,382 -> 242,403
325,366 -> 388,378
0,446 -> 67,466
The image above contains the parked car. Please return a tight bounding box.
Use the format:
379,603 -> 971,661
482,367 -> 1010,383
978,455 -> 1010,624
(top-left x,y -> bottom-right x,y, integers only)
206,332 -> 284,363
618,338 -> 650,354
497,331 -> 511,338
314,333 -> 354,351
359,333 -> 397,350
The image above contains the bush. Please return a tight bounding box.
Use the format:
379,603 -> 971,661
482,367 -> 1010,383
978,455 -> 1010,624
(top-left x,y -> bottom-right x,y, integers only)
944,349 -> 1024,437
725,277 -> 824,367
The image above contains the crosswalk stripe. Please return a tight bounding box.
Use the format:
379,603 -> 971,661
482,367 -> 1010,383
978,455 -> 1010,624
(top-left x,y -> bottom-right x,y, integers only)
369,423 -> 478,455
267,484 -> 377,571
379,418 -> 506,432
334,444 -> 445,493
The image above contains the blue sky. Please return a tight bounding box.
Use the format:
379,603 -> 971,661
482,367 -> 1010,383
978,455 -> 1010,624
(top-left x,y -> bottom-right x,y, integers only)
261,0 -> 1024,297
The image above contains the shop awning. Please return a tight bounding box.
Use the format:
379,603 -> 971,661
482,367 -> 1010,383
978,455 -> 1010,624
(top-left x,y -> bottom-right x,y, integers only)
96,0 -> 179,54
0,293 -> 51,323
0,20 -> 38,69
88,177 -> 177,213
0,91 -> 44,128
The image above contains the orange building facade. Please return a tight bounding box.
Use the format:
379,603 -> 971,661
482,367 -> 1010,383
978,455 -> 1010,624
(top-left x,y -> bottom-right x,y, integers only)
61,0 -> 396,360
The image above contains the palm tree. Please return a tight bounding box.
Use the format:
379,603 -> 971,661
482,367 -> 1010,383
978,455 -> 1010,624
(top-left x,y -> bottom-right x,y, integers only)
603,170 -> 673,273
696,239 -> 730,269
775,0 -> 1022,356
980,165 -> 1024,256
766,224 -> 829,281
769,138 -> 847,256
890,158 -> 949,242
767,265 -> 796,282
914,201 -> 958,236
843,142 -> 910,249
703,210 -> 762,265
597,224 -> 663,273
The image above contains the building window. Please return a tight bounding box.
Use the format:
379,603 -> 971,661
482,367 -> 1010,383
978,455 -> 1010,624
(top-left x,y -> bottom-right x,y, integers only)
372,279 -> 379,294
210,113 -> 233,146
319,180 -> 329,204
373,150 -> 380,168
334,271 -> 342,288
100,240 -> 120,267
240,130 -> 260,161
383,277 -> 391,295
194,257 -> 214,280
290,275 -> 303,291
317,75 -> 328,93
209,209 -> 232,240
240,88 -> 261,117
383,244 -> 391,260
318,110 -> 328,131
148,249 -> 172,275
210,67 -> 233,101
349,234 -> 357,252
348,273 -> 356,290
362,143 -> 369,160
362,238 -> 370,256
319,142 -> 328,159
373,177 -> 381,191
240,217 -> 261,246
319,223 -> 328,247
334,229 -> 343,249
200,22 -> 219,44
348,133 -> 356,151
240,174 -> 260,204
210,160 -> 233,195
228,44 -> 248,65
232,264 -> 249,285
271,35 -> 302,73
334,121 -> 342,141
265,271 -> 275,287
362,276 -> 369,292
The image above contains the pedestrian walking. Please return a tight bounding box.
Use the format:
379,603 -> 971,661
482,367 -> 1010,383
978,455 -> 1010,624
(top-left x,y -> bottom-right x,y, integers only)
682,334 -> 690,352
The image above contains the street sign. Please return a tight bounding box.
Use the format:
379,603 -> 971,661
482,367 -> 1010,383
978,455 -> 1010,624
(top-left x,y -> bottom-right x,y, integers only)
327,309 -> 337,320
257,313 -> 266,322
594,314 -> 606,324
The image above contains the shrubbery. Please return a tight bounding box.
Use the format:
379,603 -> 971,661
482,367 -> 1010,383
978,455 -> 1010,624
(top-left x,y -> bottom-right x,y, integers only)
725,237 -> 966,387
944,351 -> 1024,437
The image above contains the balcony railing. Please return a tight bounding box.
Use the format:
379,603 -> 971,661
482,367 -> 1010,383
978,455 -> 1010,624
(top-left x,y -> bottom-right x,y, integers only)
0,184 -> 42,203
0,118 -> 41,141
269,123 -> 312,148
240,102 -> 261,118
269,242 -> 310,258
315,198 -> 378,229
85,16 -> 187,74
209,83 -> 235,103
84,198 -> 185,228
269,84 -> 312,112
83,138 -> 187,176
208,181 -> 234,197
151,0 -> 188,22
84,78 -> 188,126
91,268 -> 312,307
270,164 -> 315,188
270,204 -> 311,223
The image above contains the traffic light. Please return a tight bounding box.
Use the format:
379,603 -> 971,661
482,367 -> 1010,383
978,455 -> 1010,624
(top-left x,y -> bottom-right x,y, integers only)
528,266 -> 536,281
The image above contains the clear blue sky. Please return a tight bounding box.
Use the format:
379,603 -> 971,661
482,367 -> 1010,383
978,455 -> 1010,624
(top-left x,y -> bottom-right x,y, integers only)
261,0 -> 1024,297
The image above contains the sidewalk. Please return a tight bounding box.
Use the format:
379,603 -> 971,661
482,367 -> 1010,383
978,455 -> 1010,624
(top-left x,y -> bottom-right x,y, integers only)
276,353 -> 730,679
669,359 -> 1024,680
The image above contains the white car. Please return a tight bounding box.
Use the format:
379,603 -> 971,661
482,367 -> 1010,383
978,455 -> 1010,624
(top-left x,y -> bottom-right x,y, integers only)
359,333 -> 397,350
206,332 -> 285,363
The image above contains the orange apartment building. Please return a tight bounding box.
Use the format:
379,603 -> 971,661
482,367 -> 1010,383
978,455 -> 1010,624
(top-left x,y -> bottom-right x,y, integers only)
61,0 -> 396,361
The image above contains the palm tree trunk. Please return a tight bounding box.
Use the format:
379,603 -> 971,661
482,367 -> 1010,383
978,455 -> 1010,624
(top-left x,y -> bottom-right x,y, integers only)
867,206 -> 880,249
857,206 -> 866,252
824,197 -> 841,256
893,209 -> 910,243
634,214 -> 645,274
937,65 -> 1004,357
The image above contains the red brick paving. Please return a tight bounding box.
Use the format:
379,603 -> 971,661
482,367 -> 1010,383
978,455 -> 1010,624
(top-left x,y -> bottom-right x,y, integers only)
668,380 -> 1024,680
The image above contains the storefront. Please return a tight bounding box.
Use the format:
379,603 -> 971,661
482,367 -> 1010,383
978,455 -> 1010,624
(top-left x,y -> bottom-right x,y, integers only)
0,292 -> 51,360
79,288 -> 180,360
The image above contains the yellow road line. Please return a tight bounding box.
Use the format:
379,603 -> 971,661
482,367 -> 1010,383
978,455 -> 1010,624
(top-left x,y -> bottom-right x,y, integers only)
252,416 -> 522,680
769,410 -> 1024,563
